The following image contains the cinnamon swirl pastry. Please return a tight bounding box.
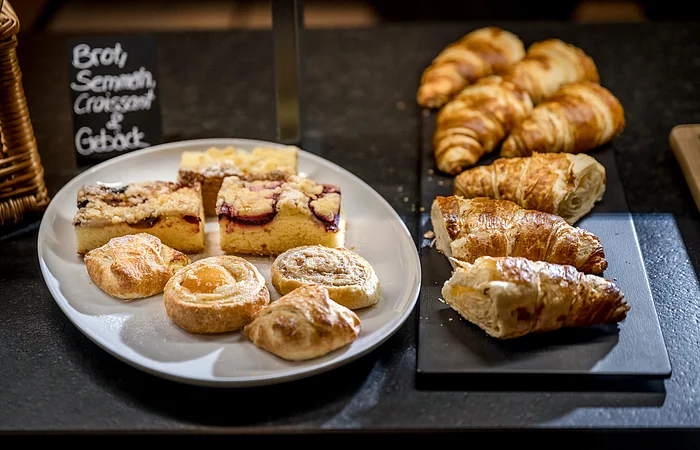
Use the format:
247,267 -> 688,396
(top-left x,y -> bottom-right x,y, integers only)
271,245 -> 380,310
163,256 -> 270,333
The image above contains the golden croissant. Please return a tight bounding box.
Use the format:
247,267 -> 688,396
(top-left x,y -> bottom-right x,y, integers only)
501,82 -> 625,158
442,256 -> 629,339
504,39 -> 600,105
454,152 -> 606,224
431,196 -> 607,274
417,27 -> 525,109
433,76 -> 533,174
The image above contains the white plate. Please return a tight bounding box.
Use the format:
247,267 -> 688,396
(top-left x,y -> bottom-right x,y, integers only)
38,138 -> 421,387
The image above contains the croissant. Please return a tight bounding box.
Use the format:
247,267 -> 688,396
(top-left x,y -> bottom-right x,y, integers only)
503,39 -> 600,105
453,152 -> 606,224
417,27 -> 525,109
442,256 -> 629,339
433,76 -> 533,174
431,196 -> 607,274
501,82 -> 625,158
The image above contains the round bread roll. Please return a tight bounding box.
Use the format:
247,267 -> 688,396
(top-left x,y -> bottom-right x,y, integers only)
243,284 -> 361,361
271,245 -> 380,310
163,255 -> 270,333
84,233 -> 189,300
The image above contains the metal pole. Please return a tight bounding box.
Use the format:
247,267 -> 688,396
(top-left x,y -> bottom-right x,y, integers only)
271,0 -> 304,145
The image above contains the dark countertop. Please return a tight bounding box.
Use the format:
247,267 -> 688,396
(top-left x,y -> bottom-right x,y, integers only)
3,22 -> 700,440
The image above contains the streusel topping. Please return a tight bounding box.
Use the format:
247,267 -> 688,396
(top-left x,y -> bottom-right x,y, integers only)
73,181 -> 202,227
178,146 -> 298,179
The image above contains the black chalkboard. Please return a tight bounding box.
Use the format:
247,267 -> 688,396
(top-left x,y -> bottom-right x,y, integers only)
66,35 -> 163,165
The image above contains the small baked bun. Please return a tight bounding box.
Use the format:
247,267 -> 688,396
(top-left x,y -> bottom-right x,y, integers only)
163,256 -> 270,333
271,245 -> 380,309
243,285 -> 361,361
84,233 -> 189,300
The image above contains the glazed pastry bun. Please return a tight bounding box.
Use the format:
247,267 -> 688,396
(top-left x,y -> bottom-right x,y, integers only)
243,285 -> 361,361
163,255 -> 270,333
84,233 -> 189,300
271,245 -> 380,309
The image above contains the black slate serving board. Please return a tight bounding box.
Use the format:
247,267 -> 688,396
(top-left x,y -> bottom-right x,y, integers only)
416,113 -> 672,387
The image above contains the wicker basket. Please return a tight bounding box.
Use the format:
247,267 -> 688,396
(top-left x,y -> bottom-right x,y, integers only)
0,1 -> 49,227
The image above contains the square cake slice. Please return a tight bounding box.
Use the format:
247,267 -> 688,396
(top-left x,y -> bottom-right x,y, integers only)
73,181 -> 205,254
217,175 -> 345,256
178,146 -> 299,216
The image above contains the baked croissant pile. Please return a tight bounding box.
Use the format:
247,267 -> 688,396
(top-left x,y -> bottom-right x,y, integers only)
417,27 -> 525,109
442,257 -> 629,339
431,196 -> 608,274
453,152 -> 606,224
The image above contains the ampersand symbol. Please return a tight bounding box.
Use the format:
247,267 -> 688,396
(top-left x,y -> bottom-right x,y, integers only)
105,112 -> 124,132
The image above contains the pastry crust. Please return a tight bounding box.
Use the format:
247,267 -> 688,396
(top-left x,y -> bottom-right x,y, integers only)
442,257 -> 629,339
163,256 -> 270,333
434,76 -> 533,174
417,27 -> 525,109
430,196 -> 607,274
84,233 -> 189,300
243,285 -> 361,361
271,245 -> 380,310
454,152 -> 606,224
504,39 -> 600,105
501,82 -> 625,157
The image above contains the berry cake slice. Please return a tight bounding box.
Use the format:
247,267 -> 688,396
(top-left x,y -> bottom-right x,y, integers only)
216,175 -> 345,256
73,181 -> 205,254
178,146 -> 299,216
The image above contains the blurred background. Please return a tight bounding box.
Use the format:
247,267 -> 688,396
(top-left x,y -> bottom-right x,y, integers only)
11,0 -> 700,33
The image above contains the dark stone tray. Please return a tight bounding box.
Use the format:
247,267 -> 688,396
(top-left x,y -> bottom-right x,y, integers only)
416,113 -> 672,387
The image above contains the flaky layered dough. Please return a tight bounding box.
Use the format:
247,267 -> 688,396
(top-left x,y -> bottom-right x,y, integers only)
442,257 -> 629,339
243,285 -> 361,361
84,233 -> 189,300
501,82 -> 625,157
454,152 -> 606,224
417,27 -> 525,109
163,256 -> 269,333
271,245 -> 380,310
434,76 -> 533,174
503,39 -> 600,105
431,196 -> 607,274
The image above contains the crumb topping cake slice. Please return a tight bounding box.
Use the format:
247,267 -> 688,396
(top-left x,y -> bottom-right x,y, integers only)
73,181 -> 205,254
216,175 -> 345,255
178,146 -> 299,216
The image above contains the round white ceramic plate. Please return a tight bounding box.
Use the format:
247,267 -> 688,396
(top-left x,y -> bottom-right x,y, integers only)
38,138 -> 420,387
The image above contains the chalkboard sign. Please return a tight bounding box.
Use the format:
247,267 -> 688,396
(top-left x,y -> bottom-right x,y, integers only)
66,35 -> 163,164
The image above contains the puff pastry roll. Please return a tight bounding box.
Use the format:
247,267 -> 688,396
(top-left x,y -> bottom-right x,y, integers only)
431,196 -> 607,274
504,39 -> 600,105
454,152 -> 606,224
501,82 -> 625,158
433,76 -> 533,174
442,257 -> 629,339
417,27 -> 525,109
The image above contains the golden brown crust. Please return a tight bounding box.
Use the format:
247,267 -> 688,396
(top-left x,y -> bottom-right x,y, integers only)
433,76 -> 533,174
501,82 -> 626,157
431,196 -> 607,273
503,39 -> 600,105
243,285 -> 361,361
454,152 -> 606,224
442,257 -> 629,339
417,27 -> 525,109
271,245 -> 381,310
163,256 -> 270,333
84,233 -> 189,300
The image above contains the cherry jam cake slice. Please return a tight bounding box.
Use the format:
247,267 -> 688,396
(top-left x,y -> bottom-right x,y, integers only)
216,175 -> 346,256
177,146 -> 299,216
73,181 -> 205,254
